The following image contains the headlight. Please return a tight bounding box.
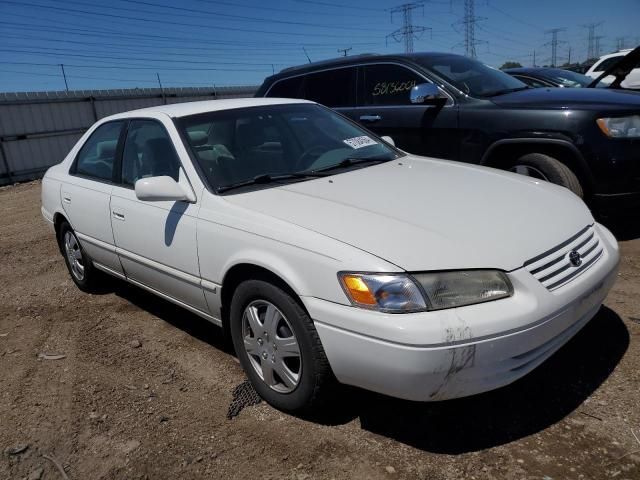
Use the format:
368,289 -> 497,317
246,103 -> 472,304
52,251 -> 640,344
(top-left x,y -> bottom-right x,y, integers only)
339,270 -> 512,313
339,273 -> 426,313
596,115 -> 640,138
413,270 -> 513,310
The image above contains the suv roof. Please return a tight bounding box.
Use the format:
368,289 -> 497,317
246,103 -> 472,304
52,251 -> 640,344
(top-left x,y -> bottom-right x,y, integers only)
274,52 -> 458,77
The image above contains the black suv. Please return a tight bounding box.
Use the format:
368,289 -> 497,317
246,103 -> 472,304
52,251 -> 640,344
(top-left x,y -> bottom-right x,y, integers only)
256,52 -> 640,211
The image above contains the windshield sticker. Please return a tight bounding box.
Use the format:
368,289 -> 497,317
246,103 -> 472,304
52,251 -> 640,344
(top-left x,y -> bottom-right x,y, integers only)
343,136 -> 378,149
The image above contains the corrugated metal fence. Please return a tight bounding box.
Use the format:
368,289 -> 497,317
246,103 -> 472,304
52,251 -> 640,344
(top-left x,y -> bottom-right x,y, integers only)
0,85 -> 257,186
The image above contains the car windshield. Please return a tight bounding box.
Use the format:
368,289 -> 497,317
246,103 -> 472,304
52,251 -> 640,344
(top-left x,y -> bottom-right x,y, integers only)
414,54 -> 528,97
177,103 -> 401,193
543,69 -> 592,88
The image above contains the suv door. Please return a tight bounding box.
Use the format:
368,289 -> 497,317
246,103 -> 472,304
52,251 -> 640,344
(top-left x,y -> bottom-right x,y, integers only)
356,63 -> 459,160
110,119 -> 207,312
62,121 -> 125,275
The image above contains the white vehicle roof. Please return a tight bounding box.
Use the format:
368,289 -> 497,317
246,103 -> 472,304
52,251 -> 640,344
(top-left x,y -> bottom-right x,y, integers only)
107,97 -> 312,120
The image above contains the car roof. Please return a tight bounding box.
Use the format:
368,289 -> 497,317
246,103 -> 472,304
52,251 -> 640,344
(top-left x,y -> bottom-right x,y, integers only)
106,97 -> 313,120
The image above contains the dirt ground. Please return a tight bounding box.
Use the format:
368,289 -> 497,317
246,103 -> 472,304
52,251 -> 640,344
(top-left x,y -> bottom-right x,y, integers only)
1,181 -> 639,480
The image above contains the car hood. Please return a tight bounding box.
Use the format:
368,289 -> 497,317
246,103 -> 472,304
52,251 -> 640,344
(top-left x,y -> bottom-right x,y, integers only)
223,156 -> 593,272
490,86 -> 640,110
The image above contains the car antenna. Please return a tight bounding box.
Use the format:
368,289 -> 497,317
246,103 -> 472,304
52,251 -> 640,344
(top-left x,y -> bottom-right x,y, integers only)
302,47 -> 312,64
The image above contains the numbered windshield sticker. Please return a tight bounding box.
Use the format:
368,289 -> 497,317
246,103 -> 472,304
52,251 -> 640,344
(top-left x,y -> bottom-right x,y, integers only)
343,136 -> 378,149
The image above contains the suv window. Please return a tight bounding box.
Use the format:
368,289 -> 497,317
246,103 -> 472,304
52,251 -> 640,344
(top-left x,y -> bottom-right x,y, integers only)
267,76 -> 304,98
302,68 -> 356,107
363,64 -> 424,106
593,56 -> 621,72
121,120 -> 181,186
74,121 -> 123,181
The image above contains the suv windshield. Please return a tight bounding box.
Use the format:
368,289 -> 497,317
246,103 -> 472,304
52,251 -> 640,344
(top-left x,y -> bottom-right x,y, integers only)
414,54 -> 528,97
177,103 -> 401,193
544,69 -> 592,87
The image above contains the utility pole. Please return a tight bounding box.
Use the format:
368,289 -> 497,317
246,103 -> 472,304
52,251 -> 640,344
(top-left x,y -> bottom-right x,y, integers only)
582,22 -> 603,60
567,45 -> 571,65
533,49 -> 536,67
545,28 -> 566,67
337,47 -> 352,57
302,47 -> 312,63
386,2 -> 430,54
156,72 -> 166,104
60,63 -> 69,92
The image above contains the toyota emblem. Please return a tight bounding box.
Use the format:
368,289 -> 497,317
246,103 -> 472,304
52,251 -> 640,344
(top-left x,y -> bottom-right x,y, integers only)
569,250 -> 582,267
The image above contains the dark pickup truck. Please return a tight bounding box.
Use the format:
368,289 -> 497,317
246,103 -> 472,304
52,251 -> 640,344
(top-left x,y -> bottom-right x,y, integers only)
256,49 -> 640,211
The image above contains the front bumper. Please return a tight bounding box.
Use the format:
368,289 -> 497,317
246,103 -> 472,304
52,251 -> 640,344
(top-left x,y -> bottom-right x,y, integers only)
304,223 -> 620,401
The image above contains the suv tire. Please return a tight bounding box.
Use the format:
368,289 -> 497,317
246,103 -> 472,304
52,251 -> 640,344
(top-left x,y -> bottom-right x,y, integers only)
508,153 -> 584,198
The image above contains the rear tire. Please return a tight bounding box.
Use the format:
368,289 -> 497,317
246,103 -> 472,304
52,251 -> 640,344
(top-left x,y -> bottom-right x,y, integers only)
229,279 -> 335,413
508,153 -> 584,198
58,221 -> 102,293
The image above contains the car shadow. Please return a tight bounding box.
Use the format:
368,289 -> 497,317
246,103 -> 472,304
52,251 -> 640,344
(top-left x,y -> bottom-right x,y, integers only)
111,280 -> 234,355
307,306 -> 629,454
104,280 -> 629,454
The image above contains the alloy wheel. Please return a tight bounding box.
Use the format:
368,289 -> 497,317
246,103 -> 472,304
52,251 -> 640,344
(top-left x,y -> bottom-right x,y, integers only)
64,231 -> 85,281
510,164 -> 550,181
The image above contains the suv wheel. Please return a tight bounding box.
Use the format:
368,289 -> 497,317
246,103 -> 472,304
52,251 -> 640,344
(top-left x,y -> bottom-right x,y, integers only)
229,279 -> 334,413
58,221 -> 101,292
508,153 -> 584,198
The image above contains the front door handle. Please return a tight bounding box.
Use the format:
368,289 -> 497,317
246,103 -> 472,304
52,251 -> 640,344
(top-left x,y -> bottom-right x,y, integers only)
112,211 -> 125,221
359,114 -> 382,123
62,196 -> 71,204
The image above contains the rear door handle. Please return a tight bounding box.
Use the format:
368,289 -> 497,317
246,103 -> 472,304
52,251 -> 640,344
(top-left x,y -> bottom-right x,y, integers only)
112,211 -> 125,221
359,114 -> 382,123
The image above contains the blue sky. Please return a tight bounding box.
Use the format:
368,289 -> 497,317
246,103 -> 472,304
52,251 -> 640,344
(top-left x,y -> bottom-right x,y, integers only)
0,0 -> 638,92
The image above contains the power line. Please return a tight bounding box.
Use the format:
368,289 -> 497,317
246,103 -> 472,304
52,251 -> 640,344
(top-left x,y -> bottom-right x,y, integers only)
0,0 -> 376,39
386,2 -> 430,54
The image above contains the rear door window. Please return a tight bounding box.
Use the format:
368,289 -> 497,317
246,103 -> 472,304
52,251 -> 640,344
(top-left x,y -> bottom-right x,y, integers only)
363,64 -> 424,106
74,121 -> 124,181
302,67 -> 356,107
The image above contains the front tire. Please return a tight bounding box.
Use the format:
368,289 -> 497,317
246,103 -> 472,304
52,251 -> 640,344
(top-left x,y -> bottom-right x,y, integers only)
229,279 -> 334,413
508,152 -> 584,198
58,221 -> 101,292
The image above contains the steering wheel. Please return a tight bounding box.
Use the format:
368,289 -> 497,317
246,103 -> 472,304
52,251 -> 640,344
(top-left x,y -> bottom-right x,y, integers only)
295,145 -> 327,170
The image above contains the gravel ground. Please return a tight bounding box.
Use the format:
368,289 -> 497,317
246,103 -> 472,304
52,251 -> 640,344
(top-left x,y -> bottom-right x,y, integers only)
1,181 -> 639,480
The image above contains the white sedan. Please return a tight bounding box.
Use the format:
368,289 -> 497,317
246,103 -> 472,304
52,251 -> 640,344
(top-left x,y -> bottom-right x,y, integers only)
41,98 -> 619,412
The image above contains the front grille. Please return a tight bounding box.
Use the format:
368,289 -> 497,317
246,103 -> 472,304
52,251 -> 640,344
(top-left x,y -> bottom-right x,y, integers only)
524,225 -> 603,291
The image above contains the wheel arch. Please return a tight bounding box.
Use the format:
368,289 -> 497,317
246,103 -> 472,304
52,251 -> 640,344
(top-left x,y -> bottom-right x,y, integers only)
219,261 -> 309,337
53,211 -> 70,253
480,138 -> 595,194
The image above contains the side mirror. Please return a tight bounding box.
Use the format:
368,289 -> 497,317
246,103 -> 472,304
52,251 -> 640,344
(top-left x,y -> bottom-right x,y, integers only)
410,83 -> 446,105
381,135 -> 395,146
135,176 -> 194,202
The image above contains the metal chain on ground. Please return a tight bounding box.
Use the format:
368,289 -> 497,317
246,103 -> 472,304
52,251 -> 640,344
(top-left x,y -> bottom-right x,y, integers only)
227,379 -> 262,419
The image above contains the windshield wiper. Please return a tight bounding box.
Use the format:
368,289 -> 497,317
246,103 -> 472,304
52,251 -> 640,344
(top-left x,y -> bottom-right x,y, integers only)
216,172 -> 327,194
303,156 -> 392,175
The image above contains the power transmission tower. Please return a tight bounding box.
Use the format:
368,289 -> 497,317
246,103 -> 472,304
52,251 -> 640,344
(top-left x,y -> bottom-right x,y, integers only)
544,28 -> 566,67
594,35 -> 605,57
462,0 -> 482,58
386,2 -> 430,53
337,47 -> 352,57
615,36 -> 626,50
582,22 -> 603,60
